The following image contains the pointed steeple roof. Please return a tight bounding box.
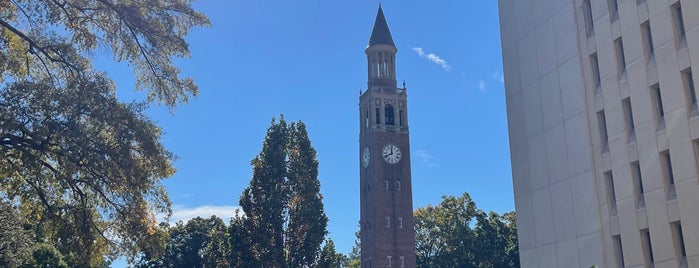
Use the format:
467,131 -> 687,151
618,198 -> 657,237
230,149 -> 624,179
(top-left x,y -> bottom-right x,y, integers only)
368,5 -> 395,47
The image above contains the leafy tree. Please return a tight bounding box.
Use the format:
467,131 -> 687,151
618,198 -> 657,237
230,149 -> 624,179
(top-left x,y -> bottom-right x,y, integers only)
239,118 -> 289,267
0,201 -> 33,267
236,117 -> 329,267
471,211 -> 520,268
414,193 -> 519,268
20,243 -> 69,268
0,0 -> 209,107
135,216 -> 227,268
228,211 -> 253,267
0,0 -> 209,263
202,216 -> 230,268
1,76 -> 172,265
286,121 -> 329,267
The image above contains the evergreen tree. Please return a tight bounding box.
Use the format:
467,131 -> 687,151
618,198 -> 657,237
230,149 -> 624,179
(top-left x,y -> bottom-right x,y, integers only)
318,238 -> 348,268
286,122 -> 328,267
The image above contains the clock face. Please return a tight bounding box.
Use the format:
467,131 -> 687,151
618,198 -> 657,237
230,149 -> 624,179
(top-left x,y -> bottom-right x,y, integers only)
362,147 -> 370,168
382,144 -> 402,164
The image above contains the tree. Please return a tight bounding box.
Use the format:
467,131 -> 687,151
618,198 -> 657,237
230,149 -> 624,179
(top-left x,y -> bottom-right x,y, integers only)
228,211 -> 253,267
0,201 -> 33,267
20,243 -> 70,268
135,216 -> 227,268
413,193 -> 519,268
236,117 -> 329,267
473,211 -> 519,267
0,0 -> 209,263
318,238 -> 348,268
0,0 -> 209,107
346,228 -> 361,268
285,122 -> 329,267
239,118 -> 289,267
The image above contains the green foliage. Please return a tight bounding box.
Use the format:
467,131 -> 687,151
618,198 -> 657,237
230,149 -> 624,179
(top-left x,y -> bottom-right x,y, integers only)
236,117 -> 329,267
318,238 -> 348,268
414,193 -> 519,268
0,0 -> 208,263
0,201 -> 33,267
20,243 -> 69,268
135,216 -> 227,268
0,0 -> 210,107
1,76 -> 173,265
346,228 -> 361,268
286,121 -> 329,267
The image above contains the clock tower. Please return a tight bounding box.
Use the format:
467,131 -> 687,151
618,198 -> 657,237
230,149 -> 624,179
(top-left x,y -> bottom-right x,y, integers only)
359,5 -> 416,268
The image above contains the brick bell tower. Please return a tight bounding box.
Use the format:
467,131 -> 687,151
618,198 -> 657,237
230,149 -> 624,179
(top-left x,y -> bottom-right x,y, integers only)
359,5 -> 416,268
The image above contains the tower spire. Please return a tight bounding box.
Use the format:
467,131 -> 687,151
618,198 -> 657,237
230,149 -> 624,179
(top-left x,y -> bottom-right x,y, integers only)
368,5 -> 395,47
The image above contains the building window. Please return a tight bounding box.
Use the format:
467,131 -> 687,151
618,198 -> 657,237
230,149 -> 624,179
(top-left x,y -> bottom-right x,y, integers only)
385,217 -> 391,228
387,256 -> 392,267
623,98 -> 635,142
651,84 -> 665,130
641,229 -> 654,267
399,110 -> 404,126
597,110 -> 609,153
614,38 -> 626,77
385,104 -> 395,125
398,217 -> 403,229
660,150 -> 676,200
376,108 -> 381,125
605,171 -> 617,215
672,3 -> 686,47
395,180 -> 401,191
631,161 -> 645,208
365,108 -> 369,128
682,68 -> 697,115
671,222 -> 688,267
613,235 -> 625,268
384,180 -> 389,190
583,0 -> 594,37
591,53 -> 601,93
400,256 -> 405,268
608,0 -> 619,21
642,21 -> 654,63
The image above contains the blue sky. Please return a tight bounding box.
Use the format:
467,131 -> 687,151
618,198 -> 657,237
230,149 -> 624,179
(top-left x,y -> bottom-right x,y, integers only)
107,0 -> 511,261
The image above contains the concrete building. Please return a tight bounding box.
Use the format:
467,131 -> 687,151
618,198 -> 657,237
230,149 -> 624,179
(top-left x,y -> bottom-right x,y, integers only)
498,0 -> 699,267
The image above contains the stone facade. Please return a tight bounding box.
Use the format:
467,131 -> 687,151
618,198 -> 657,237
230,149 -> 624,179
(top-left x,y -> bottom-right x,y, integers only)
499,0 -> 699,267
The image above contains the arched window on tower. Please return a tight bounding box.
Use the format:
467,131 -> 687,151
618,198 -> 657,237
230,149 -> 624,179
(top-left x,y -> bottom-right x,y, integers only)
385,104 -> 395,125
365,108 -> 369,128
376,52 -> 383,78
376,108 -> 381,125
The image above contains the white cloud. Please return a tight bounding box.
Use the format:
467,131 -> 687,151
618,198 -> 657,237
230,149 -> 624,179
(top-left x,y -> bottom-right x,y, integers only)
411,47 -> 452,71
413,149 -> 438,167
490,71 -> 505,83
165,205 -> 243,224
478,80 -> 486,91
